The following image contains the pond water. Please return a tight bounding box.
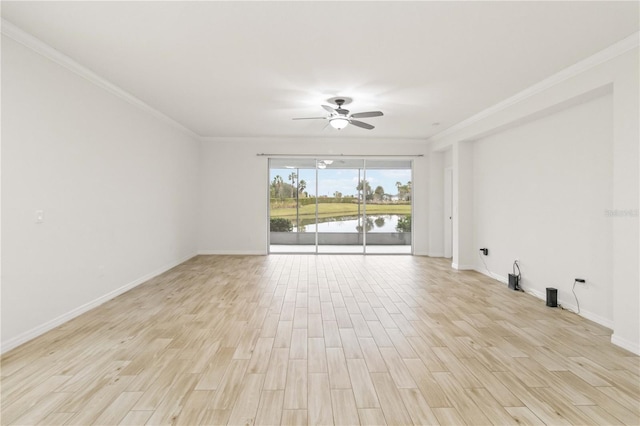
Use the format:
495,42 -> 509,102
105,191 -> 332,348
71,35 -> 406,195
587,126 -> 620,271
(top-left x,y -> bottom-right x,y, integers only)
294,214 -> 407,233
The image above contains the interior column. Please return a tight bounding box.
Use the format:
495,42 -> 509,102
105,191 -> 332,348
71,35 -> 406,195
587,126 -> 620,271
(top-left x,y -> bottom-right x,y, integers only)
452,141 -> 475,269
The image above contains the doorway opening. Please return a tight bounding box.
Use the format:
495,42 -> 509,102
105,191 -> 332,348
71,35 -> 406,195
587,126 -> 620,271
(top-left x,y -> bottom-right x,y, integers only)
269,158 -> 412,254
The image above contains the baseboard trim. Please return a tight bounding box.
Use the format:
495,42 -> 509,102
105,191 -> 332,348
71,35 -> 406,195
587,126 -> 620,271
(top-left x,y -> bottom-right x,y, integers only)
452,263 -> 475,270
1,252 -> 197,355
198,250 -> 266,255
474,267 -> 508,284
426,252 -> 444,258
611,334 -> 640,355
522,287 -> 614,330
472,268 -> 617,332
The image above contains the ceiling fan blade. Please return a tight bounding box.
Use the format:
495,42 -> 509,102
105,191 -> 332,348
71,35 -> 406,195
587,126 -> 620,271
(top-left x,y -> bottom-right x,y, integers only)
350,119 -> 374,130
292,117 -> 326,120
321,105 -> 336,114
350,111 -> 383,119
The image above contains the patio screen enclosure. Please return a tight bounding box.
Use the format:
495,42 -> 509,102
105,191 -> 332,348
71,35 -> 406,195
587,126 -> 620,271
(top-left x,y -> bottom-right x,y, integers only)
268,158 -> 412,254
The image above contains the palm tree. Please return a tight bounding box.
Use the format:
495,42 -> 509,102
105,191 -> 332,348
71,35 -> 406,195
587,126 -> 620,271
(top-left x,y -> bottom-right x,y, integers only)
357,179 -> 372,201
396,181 -> 411,201
288,172 -> 297,198
273,175 -> 283,200
298,179 -> 307,196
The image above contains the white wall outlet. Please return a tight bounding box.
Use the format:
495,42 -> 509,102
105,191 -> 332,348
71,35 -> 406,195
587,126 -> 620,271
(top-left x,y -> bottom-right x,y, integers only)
35,210 -> 44,224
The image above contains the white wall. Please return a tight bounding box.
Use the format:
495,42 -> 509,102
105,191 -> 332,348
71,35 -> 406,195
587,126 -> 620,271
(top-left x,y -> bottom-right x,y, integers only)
452,141 -> 475,269
427,150 -> 444,257
444,149 -> 453,168
429,42 -> 639,354
1,36 -> 201,351
611,48 -> 639,353
198,138 -> 430,255
472,93 -> 614,325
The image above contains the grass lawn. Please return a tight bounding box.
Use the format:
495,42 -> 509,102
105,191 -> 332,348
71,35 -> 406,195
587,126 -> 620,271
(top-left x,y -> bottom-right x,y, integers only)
270,203 -> 411,221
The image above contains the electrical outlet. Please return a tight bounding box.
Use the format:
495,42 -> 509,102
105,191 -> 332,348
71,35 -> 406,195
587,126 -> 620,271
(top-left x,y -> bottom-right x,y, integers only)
479,248 -> 488,256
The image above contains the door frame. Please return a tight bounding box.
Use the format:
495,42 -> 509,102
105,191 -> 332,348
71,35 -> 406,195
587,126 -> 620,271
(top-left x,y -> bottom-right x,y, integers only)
444,167 -> 453,258
267,157 -> 413,255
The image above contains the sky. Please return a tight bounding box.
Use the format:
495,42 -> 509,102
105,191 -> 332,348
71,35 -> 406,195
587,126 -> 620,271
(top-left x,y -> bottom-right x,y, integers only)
270,167 -> 411,197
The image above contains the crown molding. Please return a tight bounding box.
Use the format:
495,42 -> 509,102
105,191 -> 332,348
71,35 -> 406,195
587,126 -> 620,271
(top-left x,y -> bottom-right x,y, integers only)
199,135 -> 428,145
1,19 -> 202,141
430,31 -> 640,143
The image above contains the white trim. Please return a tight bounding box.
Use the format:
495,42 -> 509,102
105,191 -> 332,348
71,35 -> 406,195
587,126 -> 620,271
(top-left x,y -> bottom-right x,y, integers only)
425,252 -> 444,258
524,287 -> 546,301
430,31 -> 640,144
475,268 -> 508,284
611,334 -> 640,355
571,309 -> 613,330
257,153 -> 424,158
452,263 -> 474,270
203,136 -> 428,143
473,269 -> 617,331
0,253 -> 197,354
1,19 -> 201,141
524,287 -> 614,330
198,250 -> 267,256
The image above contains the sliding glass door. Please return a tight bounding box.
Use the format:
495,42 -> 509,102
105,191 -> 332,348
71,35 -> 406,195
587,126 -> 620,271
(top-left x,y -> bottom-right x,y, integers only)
317,159 -> 365,253
363,160 -> 412,254
269,159 -> 316,253
269,158 -> 412,254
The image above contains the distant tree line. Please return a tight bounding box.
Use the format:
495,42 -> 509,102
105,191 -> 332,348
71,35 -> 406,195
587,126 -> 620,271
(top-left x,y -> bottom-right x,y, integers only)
270,176 -> 412,202
356,179 -> 412,202
271,174 -> 307,200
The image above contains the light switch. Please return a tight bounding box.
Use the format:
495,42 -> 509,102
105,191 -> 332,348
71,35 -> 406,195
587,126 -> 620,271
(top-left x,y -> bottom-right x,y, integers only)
35,210 -> 44,224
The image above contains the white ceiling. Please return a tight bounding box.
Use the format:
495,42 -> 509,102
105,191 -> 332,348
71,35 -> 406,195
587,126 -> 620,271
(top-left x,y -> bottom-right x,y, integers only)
2,1 -> 638,140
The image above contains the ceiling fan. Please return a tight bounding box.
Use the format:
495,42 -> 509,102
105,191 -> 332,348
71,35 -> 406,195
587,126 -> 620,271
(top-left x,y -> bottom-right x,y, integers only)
293,98 -> 383,130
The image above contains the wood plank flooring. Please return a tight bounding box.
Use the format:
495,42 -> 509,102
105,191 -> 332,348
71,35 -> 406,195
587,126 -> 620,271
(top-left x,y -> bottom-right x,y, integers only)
1,255 -> 639,425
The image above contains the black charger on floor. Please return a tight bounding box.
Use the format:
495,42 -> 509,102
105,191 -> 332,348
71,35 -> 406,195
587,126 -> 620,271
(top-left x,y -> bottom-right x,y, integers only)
508,260 -> 521,290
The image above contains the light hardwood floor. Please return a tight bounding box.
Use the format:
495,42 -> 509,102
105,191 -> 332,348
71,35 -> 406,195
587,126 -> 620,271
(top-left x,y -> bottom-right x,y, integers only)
1,255 -> 639,425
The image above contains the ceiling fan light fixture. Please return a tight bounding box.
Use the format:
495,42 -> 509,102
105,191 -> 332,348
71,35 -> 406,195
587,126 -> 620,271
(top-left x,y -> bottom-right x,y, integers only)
293,98 -> 381,131
329,117 -> 349,130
